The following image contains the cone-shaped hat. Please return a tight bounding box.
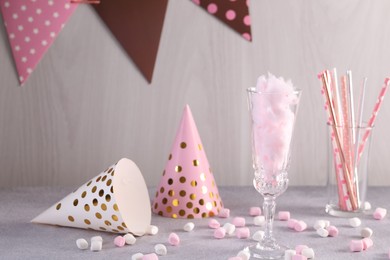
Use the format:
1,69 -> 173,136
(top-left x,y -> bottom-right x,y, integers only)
32,158 -> 151,235
153,105 -> 224,218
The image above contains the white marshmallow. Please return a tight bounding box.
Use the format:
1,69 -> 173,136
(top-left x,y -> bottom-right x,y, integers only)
76,238 -> 88,250
316,227 -> 329,237
183,222 -> 195,232
361,227 -> 373,238
146,225 -> 159,235
252,230 -> 265,241
154,243 -> 167,256
223,223 -> 236,235
284,249 -> 296,260
364,201 -> 372,210
323,220 -> 330,228
254,215 -> 265,226
313,220 -> 325,230
124,234 -> 136,245
90,240 -> 102,251
132,253 -> 144,260
91,236 -> 103,242
237,249 -> 250,260
349,217 -> 362,228
301,248 -> 315,259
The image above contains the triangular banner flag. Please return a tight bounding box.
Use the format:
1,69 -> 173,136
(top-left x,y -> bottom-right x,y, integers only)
0,0 -> 78,85
191,0 -> 252,41
93,0 -> 168,83
153,105 -> 224,219
32,158 -> 151,235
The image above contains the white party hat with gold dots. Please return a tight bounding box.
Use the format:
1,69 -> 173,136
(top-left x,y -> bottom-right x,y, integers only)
152,105 -> 224,218
32,158 -> 151,235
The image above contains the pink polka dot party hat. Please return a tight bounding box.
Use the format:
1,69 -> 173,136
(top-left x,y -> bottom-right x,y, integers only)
153,105 -> 224,218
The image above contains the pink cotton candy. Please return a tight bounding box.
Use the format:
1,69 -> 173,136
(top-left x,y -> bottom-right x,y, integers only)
236,227 -> 250,239
287,218 -> 298,229
249,207 -> 262,216
327,225 -> 339,237
292,255 -> 307,260
373,207 -> 387,220
232,217 -> 246,227
214,227 -> 226,239
278,211 -> 290,221
294,221 -> 307,232
168,233 -> 180,246
362,238 -> 373,250
295,245 -> 309,254
208,219 -> 220,229
350,240 -> 364,252
218,208 -> 230,218
114,236 -> 125,247
142,253 -> 159,260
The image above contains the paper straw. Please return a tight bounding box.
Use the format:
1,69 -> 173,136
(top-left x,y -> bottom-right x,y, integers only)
331,68 -> 343,126
347,70 -> 356,143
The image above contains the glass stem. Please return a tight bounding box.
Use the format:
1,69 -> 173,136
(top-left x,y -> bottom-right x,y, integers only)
263,196 -> 276,241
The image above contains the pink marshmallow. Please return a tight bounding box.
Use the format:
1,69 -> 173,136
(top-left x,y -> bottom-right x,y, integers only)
373,207 -> 387,220
218,208 -> 230,218
278,211 -> 290,221
168,232 -> 180,246
142,253 -> 159,260
362,238 -> 373,250
326,225 -> 339,237
295,245 -> 309,254
232,217 -> 246,227
236,227 -> 250,239
294,220 -> 307,232
292,255 -> 307,260
287,218 -> 298,229
208,219 -> 220,229
350,240 -> 364,252
214,227 -> 226,239
114,236 -> 125,247
249,207 -> 262,216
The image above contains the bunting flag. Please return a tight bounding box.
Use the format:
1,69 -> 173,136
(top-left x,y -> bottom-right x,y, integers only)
191,0 -> 252,41
0,0 -> 78,85
93,0 -> 168,83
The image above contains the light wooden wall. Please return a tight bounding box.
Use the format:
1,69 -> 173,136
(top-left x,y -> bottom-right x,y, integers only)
1,0 -> 390,188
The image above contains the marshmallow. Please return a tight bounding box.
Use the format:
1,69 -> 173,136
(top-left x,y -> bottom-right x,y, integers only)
124,233 -> 136,245
373,207 -> 387,220
349,217 -> 361,227
183,222 -> 195,232
287,218 -> 298,229
146,225 -> 159,235
236,227 -> 250,239
142,253 -> 159,260
313,220 -> 325,230
254,215 -> 266,226
316,227 -> 329,237
284,249 -> 296,260
323,220 -> 330,228
132,253 -> 144,260
350,240 -> 364,252
278,211 -> 290,221
214,227 -> 226,239
327,226 -> 339,237
208,219 -> 220,229
292,255 -> 307,260
223,223 -> 236,235
76,238 -> 88,250
362,238 -> 373,250
90,240 -> 102,252
294,221 -> 307,232
114,236 -> 125,247
237,249 -> 250,260
233,217 -> 246,227
91,236 -> 103,242
252,230 -> 265,241
168,232 -> 180,246
154,244 -> 167,256
301,248 -> 315,259
295,245 -> 309,254
218,208 -> 230,218
249,207 -> 262,216
364,201 -> 371,210
361,227 -> 373,238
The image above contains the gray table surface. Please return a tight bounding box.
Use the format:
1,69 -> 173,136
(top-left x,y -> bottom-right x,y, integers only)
1,186 -> 390,260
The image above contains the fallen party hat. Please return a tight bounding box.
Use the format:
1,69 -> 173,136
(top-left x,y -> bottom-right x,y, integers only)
32,158 -> 151,235
153,105 -> 224,218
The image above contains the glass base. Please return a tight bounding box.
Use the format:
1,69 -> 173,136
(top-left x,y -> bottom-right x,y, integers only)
325,203 -> 366,217
243,239 -> 289,259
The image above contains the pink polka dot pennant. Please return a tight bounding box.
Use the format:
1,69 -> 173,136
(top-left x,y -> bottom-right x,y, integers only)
0,0 -> 78,85
191,0 -> 252,41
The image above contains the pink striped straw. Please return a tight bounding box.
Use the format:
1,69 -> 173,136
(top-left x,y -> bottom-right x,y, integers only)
357,78 -> 390,161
